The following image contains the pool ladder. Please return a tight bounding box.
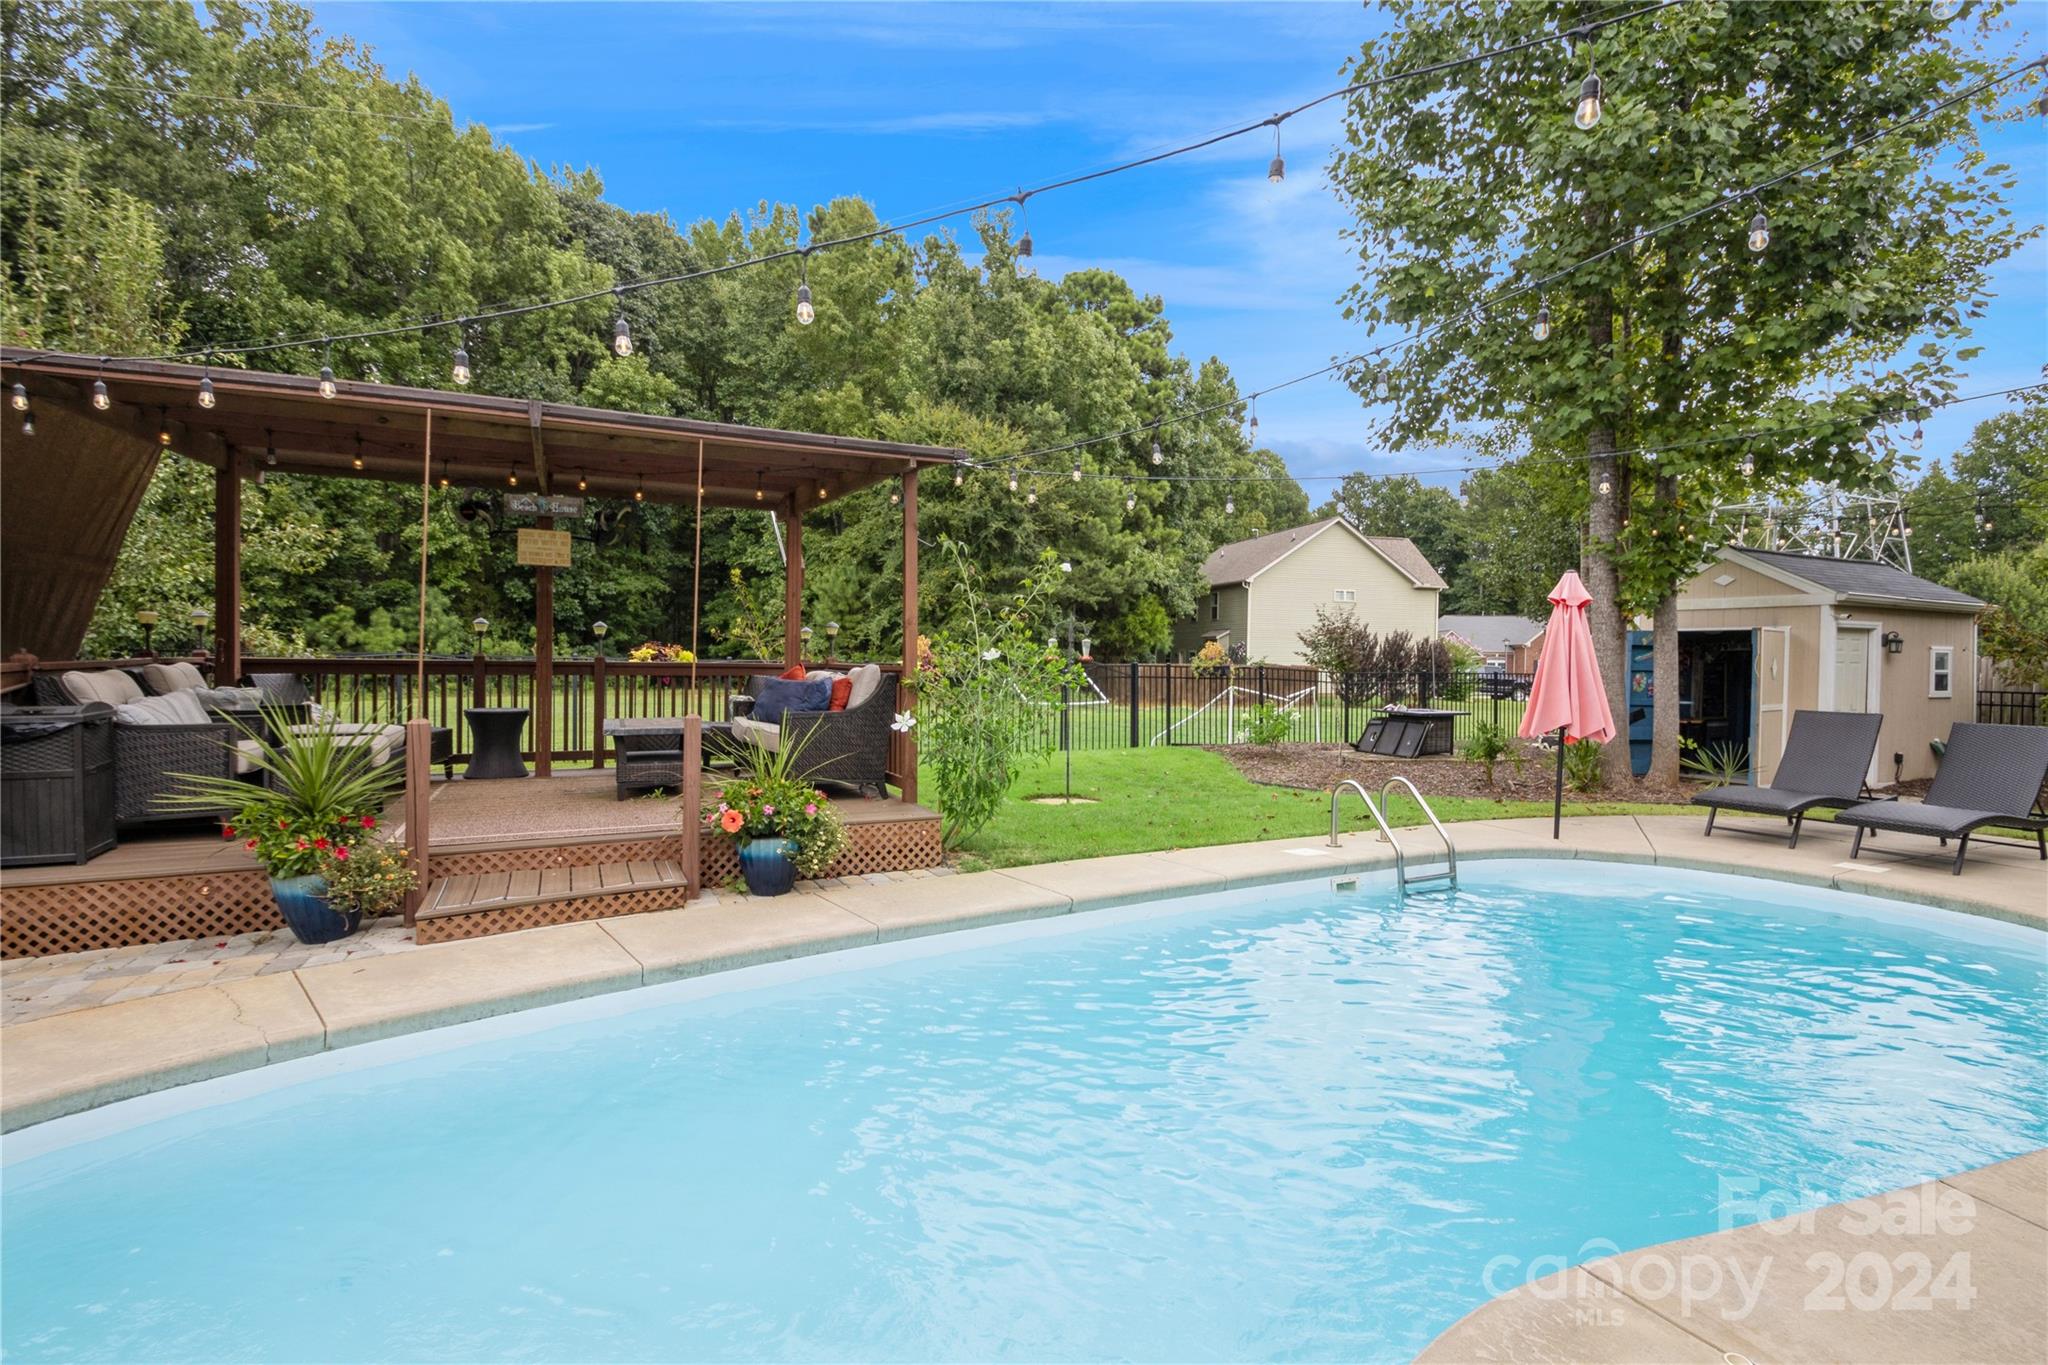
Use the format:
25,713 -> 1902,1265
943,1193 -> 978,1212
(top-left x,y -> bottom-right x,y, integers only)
1329,777 -> 1457,890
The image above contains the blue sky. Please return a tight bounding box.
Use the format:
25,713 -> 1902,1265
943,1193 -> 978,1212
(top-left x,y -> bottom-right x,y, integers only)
318,1 -> 2043,491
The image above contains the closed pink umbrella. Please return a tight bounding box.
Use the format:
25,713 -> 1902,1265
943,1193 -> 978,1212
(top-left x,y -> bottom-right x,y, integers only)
1519,570 -> 1617,838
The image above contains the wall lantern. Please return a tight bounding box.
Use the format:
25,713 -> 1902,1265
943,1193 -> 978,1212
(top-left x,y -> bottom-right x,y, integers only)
1881,631 -> 1905,655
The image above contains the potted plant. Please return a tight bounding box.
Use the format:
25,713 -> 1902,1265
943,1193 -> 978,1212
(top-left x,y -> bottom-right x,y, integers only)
317,837 -> 418,931
164,707 -> 404,943
714,733 -> 849,896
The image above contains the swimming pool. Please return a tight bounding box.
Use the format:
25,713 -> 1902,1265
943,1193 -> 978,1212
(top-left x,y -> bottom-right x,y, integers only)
5,860 -> 2044,1362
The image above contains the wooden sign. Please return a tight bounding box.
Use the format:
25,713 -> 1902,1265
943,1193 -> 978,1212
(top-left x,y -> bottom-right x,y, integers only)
504,492 -> 586,518
516,528 -> 573,568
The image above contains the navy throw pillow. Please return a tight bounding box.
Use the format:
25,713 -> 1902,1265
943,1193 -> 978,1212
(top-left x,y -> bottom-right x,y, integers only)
752,676 -> 831,726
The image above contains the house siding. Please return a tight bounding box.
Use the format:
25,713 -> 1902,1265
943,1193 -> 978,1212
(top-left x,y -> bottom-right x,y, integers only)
1172,583 -> 1249,660
1245,528 -> 1439,664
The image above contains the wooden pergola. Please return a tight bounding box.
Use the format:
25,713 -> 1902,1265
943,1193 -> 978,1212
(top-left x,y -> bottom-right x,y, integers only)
0,348 -> 963,796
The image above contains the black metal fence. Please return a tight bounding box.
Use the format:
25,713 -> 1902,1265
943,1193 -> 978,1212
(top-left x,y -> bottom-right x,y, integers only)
1028,662 -> 1537,753
1978,689 -> 2042,726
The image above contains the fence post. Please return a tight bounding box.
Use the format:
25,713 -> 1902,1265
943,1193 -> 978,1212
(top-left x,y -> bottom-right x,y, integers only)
1128,662 -> 1140,748
592,653 -> 608,769
1166,664 -> 1176,745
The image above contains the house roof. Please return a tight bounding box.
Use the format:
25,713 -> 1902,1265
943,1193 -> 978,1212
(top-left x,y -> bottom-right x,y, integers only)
1721,548 -> 1984,611
1199,517 -> 1447,590
1439,614 -> 1543,653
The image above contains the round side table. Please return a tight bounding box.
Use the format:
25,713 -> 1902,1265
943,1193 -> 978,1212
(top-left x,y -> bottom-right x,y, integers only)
462,707 -> 531,780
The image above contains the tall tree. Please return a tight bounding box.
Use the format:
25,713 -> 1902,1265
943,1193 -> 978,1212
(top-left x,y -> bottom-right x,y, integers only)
1333,0 -> 2034,781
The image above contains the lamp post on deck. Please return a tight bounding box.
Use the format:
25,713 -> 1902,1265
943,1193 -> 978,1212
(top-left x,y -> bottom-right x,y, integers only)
188,606 -> 209,655
592,620 -> 609,659
825,620 -> 840,664
799,624 -> 813,662
135,610 -> 159,656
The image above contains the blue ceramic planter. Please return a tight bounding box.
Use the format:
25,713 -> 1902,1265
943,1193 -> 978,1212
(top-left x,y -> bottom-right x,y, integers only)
737,837 -> 799,897
270,874 -> 363,945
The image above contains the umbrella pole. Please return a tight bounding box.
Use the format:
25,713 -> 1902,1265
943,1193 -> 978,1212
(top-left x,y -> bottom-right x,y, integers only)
1553,725 -> 1566,840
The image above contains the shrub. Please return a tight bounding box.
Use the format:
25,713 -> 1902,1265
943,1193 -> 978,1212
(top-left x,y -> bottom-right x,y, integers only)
908,541 -> 1085,849
1563,737 -> 1605,793
1461,719 -> 1523,788
1240,704 -> 1293,747
319,839 -> 418,918
1189,639 -> 1232,678
1680,738 -> 1750,787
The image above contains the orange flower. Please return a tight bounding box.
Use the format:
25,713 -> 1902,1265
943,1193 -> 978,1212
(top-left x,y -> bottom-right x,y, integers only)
719,808 -> 744,834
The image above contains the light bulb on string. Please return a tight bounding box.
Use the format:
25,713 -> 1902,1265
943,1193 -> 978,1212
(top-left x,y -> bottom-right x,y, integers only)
1225,495 -> 1235,515
439,468 -> 451,489
953,469 -> 964,487
92,366 -> 110,411
1747,210 -> 1770,254
318,343 -> 337,399
1248,398 -> 1259,439
634,482 -> 645,503
1267,121 -> 1285,183
197,358 -> 216,410
157,407 -> 172,446
1151,436 -> 1163,466
578,474 -> 589,492
1532,300 -> 1551,342
1598,478 -> 1612,495
612,292 -> 632,357
19,407 -> 33,436
352,435 -> 365,471
1740,451 -> 1755,478
1008,475 -> 1019,493
1125,489 -> 1136,512
1373,364 -> 1391,401
451,327 -> 472,386
1071,463 -> 1082,482
891,489 -> 901,507
8,383 -> 26,412
1909,420 -> 1923,450
796,255 -> 815,326
264,430 -> 277,467
754,473 -> 763,502
1015,192 -> 1033,259
1026,487 -> 1037,505
1574,69 -> 1603,131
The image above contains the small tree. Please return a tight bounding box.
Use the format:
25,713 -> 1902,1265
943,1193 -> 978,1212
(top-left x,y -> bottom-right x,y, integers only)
908,540 -> 1084,848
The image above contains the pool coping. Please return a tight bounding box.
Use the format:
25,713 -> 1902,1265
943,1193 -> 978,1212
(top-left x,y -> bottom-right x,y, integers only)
1416,1148 -> 2048,1364
2,812 -> 2042,1133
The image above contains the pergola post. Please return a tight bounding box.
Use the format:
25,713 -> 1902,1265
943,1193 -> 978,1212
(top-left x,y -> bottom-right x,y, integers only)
784,497 -> 805,667
899,468 -> 919,804
213,456 -> 242,684
533,514 -> 554,778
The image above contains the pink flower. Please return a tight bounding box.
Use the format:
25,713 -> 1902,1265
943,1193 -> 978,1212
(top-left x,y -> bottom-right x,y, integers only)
312,837 -> 331,851
333,846 -> 351,860
804,802 -> 817,816
762,804 -> 775,816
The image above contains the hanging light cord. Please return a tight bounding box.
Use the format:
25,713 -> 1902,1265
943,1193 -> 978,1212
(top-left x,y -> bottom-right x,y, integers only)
88,0 -> 1688,366
981,54 -> 2045,474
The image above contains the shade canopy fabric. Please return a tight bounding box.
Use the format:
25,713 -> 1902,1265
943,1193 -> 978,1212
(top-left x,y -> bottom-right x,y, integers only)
1519,570 -> 1616,746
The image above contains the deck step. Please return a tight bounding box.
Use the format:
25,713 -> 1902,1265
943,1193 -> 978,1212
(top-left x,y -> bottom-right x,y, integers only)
414,859 -> 689,943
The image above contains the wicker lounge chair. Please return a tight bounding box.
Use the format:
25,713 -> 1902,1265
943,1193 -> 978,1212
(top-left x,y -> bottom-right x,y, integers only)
1835,722 -> 2048,875
1691,710 -> 1882,848
728,665 -> 894,797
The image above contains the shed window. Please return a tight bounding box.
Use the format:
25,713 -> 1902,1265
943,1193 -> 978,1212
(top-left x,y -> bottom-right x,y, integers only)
1928,646 -> 1953,699
1334,589 -> 1357,603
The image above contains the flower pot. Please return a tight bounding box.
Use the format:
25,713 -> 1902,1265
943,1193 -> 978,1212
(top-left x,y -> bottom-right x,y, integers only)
270,874 -> 362,945
737,837 -> 799,897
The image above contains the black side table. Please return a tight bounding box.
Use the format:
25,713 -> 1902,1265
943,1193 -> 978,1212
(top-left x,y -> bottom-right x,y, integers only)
463,707 -> 531,780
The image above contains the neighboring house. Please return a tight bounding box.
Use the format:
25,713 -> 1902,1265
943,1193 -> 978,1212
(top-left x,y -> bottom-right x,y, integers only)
1440,614 -> 1544,671
1171,517 -> 1445,665
1645,547 -> 1984,786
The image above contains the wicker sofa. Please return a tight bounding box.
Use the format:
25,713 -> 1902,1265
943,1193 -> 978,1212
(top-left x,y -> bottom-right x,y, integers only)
33,669 -> 239,829
729,663 -> 894,796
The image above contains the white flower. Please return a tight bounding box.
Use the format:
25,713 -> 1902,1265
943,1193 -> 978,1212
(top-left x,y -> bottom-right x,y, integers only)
981,647 -> 1001,661
891,711 -> 917,733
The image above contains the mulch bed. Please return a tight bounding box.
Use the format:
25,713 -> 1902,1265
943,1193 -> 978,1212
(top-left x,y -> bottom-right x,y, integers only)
1209,743 -> 1699,808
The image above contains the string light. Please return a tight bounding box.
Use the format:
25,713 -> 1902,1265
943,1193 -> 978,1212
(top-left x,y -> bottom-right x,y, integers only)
439,466 -> 451,489
755,473 -> 764,502
318,342 -> 337,399
19,406 -> 33,436
1126,489 -> 1136,511
953,468 -> 964,486
1740,451 -> 1755,478
634,481 -> 645,502
890,489 -> 901,506
1248,398 -> 1258,439
264,430 -> 277,467
578,474 -> 589,491
1225,495 -> 1235,514
612,291 -> 632,357
352,434 -> 365,470
1009,474 -> 1020,492
1599,478 -> 1612,495
1267,121 -> 1285,183
197,356 -> 216,409
796,255 -> 815,326
1026,488 -> 1038,504
92,363 -> 110,411
8,382 -> 25,411
1151,434 -> 1163,465
1532,300 -> 1551,342
157,406 -> 172,446
1574,67 -> 1603,131
1016,192 -> 1033,258
451,326 -> 472,385
1931,0 -> 1963,18
1372,363 -> 1391,400
1909,420 -> 1924,450
1747,210 -> 1770,253
1071,462 -> 1082,482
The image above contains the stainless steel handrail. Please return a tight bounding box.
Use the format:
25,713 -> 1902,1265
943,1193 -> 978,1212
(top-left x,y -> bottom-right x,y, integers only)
1329,779 -> 1408,886
1379,776 -> 1457,887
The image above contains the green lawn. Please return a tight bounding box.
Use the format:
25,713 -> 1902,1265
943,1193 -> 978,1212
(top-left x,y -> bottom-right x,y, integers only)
936,747 -> 1674,872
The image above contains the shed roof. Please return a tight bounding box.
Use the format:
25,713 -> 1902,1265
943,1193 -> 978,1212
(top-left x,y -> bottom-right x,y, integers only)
1439,614 -> 1544,653
1721,547 -> 1984,611
1200,517 -> 1447,591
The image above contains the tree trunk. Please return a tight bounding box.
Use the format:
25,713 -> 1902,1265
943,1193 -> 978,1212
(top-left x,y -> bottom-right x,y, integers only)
1648,588 -> 1681,786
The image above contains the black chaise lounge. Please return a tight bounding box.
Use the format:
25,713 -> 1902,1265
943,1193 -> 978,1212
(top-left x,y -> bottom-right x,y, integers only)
1835,722 -> 2048,876
1692,709 -> 1883,848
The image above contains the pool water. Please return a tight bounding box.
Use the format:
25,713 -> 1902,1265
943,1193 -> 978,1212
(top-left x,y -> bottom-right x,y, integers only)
5,862 -> 2044,1362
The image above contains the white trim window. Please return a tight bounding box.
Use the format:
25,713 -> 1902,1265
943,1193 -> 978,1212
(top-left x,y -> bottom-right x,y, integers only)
1333,588 -> 1357,603
1928,645 -> 1954,699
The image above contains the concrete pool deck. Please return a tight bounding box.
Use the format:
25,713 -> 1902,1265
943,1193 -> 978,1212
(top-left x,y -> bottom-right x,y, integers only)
3,812 -> 2041,1132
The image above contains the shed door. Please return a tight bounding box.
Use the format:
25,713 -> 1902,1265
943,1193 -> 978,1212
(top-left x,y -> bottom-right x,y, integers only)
1832,629 -> 1872,713
1755,626 -> 1790,785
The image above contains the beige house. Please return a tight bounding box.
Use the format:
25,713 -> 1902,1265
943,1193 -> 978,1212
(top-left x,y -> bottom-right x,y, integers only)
1664,547 -> 1983,786
1172,517 -> 1445,664
1440,614 -> 1544,671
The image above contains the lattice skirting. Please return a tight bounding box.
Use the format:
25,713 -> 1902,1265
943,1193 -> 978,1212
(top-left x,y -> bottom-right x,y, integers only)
415,885 -> 688,945
1,814 -> 943,958
2,871 -> 281,958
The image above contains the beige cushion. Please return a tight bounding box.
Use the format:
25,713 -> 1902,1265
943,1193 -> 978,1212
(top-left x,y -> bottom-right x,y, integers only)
729,714 -> 781,752
289,722 -> 404,767
112,693 -> 208,726
845,662 -> 883,710
61,669 -> 145,707
143,661 -> 208,694
232,739 -> 264,776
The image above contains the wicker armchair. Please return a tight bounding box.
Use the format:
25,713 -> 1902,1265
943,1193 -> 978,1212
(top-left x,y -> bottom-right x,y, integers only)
113,718 -> 237,828
778,687 -> 895,796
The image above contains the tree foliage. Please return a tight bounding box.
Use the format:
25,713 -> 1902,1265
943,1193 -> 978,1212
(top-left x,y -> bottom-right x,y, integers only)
1,1 -> 1305,663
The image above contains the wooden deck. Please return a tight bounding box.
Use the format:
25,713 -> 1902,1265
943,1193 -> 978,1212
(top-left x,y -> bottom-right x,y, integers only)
0,774 -> 942,956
